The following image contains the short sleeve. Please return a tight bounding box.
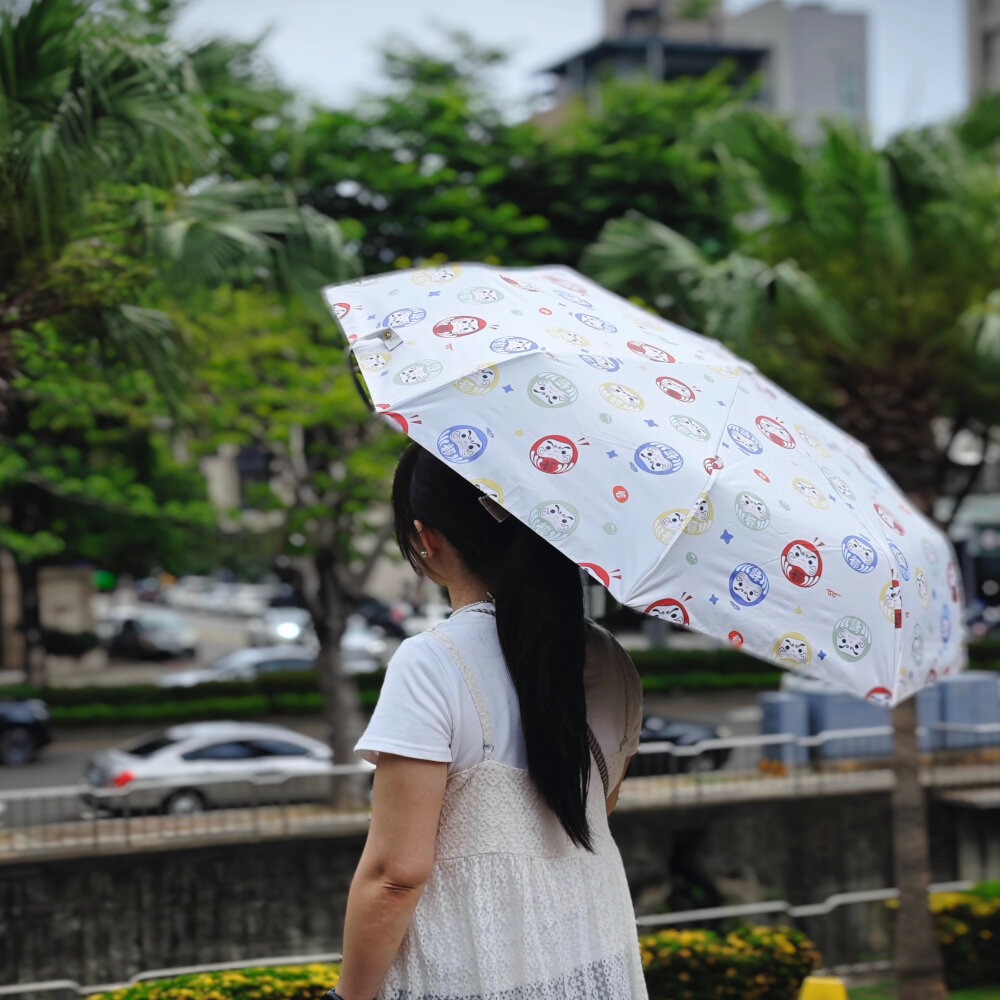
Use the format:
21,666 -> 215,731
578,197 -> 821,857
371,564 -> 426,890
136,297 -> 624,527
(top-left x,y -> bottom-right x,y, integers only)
355,633 -> 457,765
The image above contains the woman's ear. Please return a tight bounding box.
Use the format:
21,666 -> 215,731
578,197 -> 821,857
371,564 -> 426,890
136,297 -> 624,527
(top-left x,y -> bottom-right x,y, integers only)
414,520 -> 443,559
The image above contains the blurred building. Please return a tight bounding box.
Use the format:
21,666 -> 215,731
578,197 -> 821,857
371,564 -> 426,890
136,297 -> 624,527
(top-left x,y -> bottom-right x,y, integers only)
967,0 -> 1000,94
539,0 -> 868,140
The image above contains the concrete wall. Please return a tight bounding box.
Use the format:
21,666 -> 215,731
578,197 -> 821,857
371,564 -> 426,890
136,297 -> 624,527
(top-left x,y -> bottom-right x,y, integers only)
2,791 -> 992,987
724,0 -> 868,141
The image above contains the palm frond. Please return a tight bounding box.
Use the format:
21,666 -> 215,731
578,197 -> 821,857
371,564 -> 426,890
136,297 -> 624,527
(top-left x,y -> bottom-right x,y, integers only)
147,179 -> 359,297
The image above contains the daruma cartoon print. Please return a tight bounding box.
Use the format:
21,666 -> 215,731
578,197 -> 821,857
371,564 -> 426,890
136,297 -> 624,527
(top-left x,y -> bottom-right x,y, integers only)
325,262 -> 966,705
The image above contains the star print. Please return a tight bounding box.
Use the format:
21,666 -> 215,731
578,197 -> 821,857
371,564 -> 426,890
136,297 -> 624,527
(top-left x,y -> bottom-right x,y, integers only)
829,495 -> 838,503
428,290 -> 441,297
717,400 -> 727,406
709,594 -> 719,605
818,650 -> 827,660
367,314 -> 376,321
721,530 -> 734,544
794,607 -> 804,615
607,450 -> 618,459
644,419 -> 658,428
515,430 -> 525,438
503,385 -> 514,393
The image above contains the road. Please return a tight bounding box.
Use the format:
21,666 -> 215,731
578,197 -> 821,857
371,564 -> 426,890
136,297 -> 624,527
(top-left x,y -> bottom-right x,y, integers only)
1,607 -> 763,809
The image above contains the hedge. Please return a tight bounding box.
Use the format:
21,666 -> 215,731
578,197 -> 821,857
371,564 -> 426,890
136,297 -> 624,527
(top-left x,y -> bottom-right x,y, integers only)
3,644 -> 997,728
0,669 -> 379,717
931,882 -> 1000,990
86,925 -> 822,1000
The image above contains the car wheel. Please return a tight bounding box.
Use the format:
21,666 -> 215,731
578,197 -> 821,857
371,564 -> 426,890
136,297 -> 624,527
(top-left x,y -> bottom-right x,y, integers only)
0,726 -> 37,767
686,753 -> 717,774
163,789 -> 206,815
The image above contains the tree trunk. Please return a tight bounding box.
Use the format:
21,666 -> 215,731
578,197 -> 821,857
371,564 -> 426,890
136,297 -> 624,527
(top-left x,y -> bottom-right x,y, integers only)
309,550 -> 370,810
891,696 -> 948,1000
16,559 -> 46,687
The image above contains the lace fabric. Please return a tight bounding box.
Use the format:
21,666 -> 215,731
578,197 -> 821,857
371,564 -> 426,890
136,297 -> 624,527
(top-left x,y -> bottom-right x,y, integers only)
376,630 -> 647,1000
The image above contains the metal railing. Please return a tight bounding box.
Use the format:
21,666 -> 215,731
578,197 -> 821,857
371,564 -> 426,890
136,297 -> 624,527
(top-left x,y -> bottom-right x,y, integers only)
0,766 -> 373,858
2,722 -> 999,858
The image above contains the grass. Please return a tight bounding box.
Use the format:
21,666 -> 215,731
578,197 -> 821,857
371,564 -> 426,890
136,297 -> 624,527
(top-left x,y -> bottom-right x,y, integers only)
849,985 -> 1000,999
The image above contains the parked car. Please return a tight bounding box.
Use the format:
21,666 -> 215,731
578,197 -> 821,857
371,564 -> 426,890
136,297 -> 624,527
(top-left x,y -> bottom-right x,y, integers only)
100,608 -> 197,660
340,614 -> 390,672
157,645 -> 317,688
245,610 -> 389,673
246,607 -> 316,648
626,715 -> 732,776
355,597 -> 411,639
80,721 -> 372,815
0,699 -> 52,766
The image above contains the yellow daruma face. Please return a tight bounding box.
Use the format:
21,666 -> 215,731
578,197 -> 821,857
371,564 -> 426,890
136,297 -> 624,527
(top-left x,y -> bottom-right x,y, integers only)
453,366 -> 500,395
773,632 -> 813,666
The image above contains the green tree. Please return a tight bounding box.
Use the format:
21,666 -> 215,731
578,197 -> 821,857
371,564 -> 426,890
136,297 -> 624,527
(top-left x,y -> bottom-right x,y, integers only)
0,0 -> 356,678
582,106 -> 1000,1000
296,37 -> 745,271
180,287 -> 401,794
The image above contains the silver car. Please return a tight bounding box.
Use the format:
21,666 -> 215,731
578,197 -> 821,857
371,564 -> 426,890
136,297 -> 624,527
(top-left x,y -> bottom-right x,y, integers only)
157,645 -> 316,688
80,721 -> 369,815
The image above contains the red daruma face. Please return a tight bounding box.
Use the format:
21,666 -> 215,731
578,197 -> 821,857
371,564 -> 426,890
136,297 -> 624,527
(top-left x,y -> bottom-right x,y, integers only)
530,436 -> 578,474
781,541 -> 823,587
433,315 -> 487,338
645,599 -> 689,626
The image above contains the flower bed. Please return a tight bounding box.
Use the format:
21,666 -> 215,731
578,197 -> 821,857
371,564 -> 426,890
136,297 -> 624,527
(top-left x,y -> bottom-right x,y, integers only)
89,964 -> 340,1000
932,884 -> 1000,990
88,927 -> 821,1000
639,925 -> 821,1000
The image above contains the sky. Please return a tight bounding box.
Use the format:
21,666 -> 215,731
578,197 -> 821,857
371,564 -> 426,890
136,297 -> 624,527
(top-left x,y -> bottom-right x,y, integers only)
173,0 -> 970,145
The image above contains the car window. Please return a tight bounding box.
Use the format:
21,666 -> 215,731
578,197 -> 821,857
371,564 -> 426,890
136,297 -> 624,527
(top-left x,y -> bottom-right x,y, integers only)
256,658 -> 315,675
124,734 -> 177,757
249,738 -> 311,757
181,741 -> 259,761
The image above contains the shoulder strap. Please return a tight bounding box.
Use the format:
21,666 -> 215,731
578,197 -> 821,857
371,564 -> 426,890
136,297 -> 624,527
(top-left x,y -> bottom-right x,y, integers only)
587,725 -> 610,798
427,628 -> 495,759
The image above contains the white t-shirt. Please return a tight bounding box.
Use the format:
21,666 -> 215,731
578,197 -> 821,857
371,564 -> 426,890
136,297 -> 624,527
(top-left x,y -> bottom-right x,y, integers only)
356,607 -> 643,789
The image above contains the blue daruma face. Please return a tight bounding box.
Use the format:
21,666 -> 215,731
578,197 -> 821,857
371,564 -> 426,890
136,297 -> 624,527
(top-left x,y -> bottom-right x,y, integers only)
437,425 -> 487,463
842,535 -> 878,573
729,563 -> 769,606
634,442 -> 683,475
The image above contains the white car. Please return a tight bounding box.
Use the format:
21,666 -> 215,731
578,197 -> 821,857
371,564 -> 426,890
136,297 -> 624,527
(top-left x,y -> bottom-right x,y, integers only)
98,607 -> 198,660
246,610 -> 388,674
246,608 -> 317,648
80,721 -> 372,815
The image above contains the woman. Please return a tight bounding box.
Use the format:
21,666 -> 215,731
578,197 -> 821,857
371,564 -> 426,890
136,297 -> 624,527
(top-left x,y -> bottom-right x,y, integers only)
330,442 -> 647,1000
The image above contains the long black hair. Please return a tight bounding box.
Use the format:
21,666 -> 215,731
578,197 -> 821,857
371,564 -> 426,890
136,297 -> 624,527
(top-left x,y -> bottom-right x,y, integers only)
392,442 -> 592,850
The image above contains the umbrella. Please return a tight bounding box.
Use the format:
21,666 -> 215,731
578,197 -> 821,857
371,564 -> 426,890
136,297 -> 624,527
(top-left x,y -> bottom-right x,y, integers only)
322,263 -> 966,706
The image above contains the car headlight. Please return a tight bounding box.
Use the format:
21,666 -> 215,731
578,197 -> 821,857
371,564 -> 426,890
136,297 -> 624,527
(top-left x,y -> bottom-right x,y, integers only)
276,622 -> 302,640
27,699 -> 49,721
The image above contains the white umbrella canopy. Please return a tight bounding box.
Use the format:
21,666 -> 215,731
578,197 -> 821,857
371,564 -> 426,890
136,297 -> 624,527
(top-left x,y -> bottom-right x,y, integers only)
323,263 -> 966,706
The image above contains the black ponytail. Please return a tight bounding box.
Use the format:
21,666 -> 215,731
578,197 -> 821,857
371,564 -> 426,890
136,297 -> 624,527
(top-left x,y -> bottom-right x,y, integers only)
392,443 -> 593,851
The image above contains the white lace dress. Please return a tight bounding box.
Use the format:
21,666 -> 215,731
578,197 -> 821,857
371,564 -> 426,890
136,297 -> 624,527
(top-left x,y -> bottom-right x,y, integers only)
363,622 -> 648,1000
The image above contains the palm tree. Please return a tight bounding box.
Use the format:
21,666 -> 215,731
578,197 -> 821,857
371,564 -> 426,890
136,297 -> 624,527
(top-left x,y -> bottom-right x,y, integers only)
582,107 -> 1000,999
